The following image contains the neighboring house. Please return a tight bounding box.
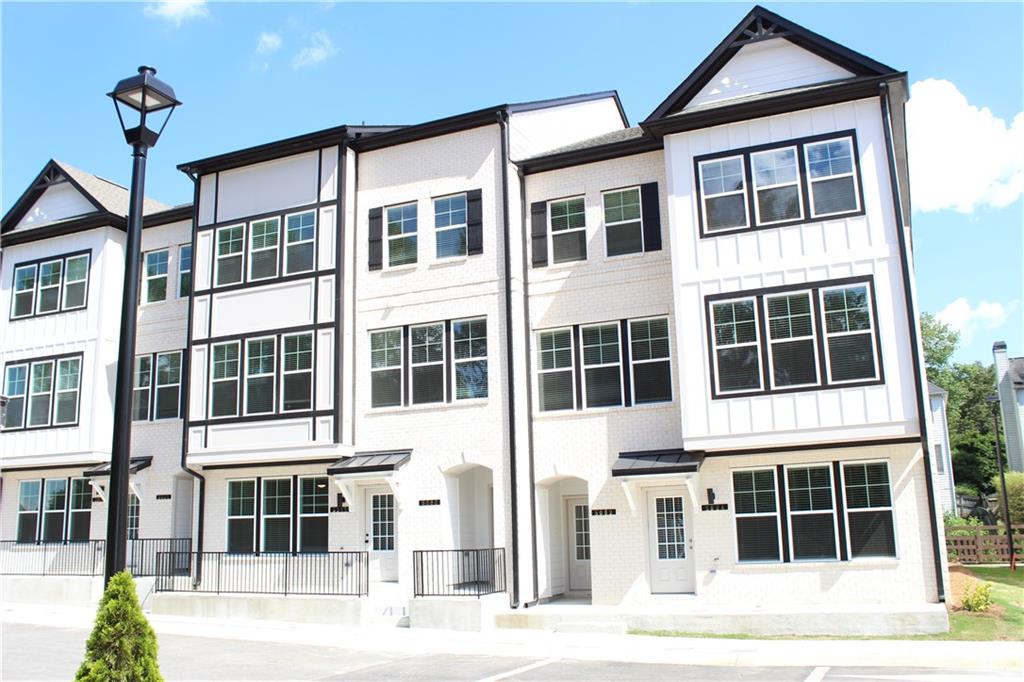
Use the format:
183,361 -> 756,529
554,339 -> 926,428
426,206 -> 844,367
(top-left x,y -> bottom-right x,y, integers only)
993,341 -> 1024,472
928,382 -> 956,513
0,6 -> 951,631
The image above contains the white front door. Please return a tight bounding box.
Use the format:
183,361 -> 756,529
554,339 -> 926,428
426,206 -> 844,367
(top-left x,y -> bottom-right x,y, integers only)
365,487 -> 397,582
647,489 -> 694,594
566,497 -> 591,592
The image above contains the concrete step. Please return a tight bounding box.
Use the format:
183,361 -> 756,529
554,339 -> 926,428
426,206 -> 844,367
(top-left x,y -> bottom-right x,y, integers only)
553,620 -> 627,634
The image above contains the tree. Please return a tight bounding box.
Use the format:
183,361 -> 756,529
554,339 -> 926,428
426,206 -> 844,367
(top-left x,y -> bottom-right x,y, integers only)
76,571 -> 162,682
920,312 -> 959,380
992,471 -> 1024,525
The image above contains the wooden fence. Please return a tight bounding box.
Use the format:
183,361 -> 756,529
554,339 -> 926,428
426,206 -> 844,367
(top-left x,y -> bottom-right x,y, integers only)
946,524 -> 1024,564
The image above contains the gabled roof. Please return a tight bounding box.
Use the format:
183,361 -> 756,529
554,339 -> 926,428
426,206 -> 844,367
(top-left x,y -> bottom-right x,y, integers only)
644,5 -> 897,122
927,381 -> 948,397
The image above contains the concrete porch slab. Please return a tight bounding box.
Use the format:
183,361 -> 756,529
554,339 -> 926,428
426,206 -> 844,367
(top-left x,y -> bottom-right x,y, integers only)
149,592 -> 363,626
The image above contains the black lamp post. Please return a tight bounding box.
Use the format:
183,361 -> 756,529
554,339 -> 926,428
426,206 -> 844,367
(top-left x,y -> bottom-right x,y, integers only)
104,66 -> 180,584
987,393 -> 1017,570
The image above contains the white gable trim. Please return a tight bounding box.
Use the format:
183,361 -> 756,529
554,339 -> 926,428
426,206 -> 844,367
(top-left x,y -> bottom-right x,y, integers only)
13,180 -> 98,231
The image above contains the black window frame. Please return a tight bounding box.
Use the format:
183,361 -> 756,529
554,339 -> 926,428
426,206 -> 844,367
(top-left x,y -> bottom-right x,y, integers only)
547,196 -> 588,265
143,248 -> 170,304
451,317 -> 488,401
732,467 -> 783,563
178,243 -> 193,298
9,250 -> 92,321
226,478 -> 256,554
628,317 -> 673,405
784,463 -> 840,562
840,460 -> 898,560
2,352 -> 84,431
298,475 -> 329,553
694,130 -> 865,238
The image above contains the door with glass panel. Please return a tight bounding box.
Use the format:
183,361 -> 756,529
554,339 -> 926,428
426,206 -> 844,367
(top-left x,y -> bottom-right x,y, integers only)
364,487 -> 397,581
646,488 -> 693,593
565,496 -> 592,592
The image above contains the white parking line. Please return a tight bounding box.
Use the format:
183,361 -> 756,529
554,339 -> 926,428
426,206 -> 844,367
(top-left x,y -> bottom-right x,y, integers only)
478,657 -> 558,681
805,667 -> 830,682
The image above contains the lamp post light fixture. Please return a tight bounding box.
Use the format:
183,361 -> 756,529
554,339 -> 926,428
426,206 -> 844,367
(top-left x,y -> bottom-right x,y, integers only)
104,66 -> 180,584
986,393 -> 1017,571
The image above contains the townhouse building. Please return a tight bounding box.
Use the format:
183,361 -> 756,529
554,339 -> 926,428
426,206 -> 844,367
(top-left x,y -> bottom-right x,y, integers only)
1,6 -> 949,632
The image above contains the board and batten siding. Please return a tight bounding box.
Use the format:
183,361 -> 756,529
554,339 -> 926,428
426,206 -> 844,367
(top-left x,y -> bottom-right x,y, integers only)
664,97 -> 919,450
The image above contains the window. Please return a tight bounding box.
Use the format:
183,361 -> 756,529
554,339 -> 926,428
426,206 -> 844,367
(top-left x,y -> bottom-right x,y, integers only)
54,357 -> 81,425
603,188 -> 643,257
27,361 -> 55,427
698,156 -> 748,232
370,329 -> 402,408
821,284 -> 878,383
581,324 -> 622,408
69,478 -> 92,542
42,479 -> 67,542
786,465 -> 838,561
154,352 -> 182,419
178,245 -> 192,297
452,318 -> 487,400
935,444 -> 945,474
36,260 -> 63,314
11,265 -> 37,318
370,493 -> 395,551
3,364 -> 28,429
245,338 -> 276,415
630,318 -> 672,404
765,292 -> 818,388
144,249 -> 169,303
17,480 -> 40,543
387,203 -> 418,267
711,299 -> 762,393
411,323 -> 444,404
262,478 -> 292,553
574,504 -> 591,560
227,479 -> 256,553
215,225 -> 244,286
538,329 -> 574,411
549,197 -> 586,263
132,356 -> 152,421
285,211 -> 315,274
282,333 -> 313,411
842,462 -> 896,559
211,342 -> 240,418
248,218 -> 280,281
805,137 -> 859,217
733,469 -> 781,562
435,194 -> 467,259
62,255 -> 89,309
299,476 -> 329,553
654,496 -> 685,560
751,147 -> 802,224
127,493 -> 140,540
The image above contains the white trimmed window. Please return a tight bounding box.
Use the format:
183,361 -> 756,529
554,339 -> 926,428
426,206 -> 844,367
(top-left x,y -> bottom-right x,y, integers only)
210,342 -> 240,418
452,318 -> 487,400
710,299 -> 762,394
2,364 -> 28,429
215,225 -> 244,286
370,329 -> 402,408
17,480 -> 40,543
128,492 -> 140,540
733,468 -> 782,562
36,259 -> 63,314
261,477 -> 292,553
248,218 -> 280,281
299,476 -> 329,553
629,318 -> 672,404
27,360 -> 55,427
285,211 -> 315,274
751,147 -> 802,224
698,156 -> 748,232
805,137 -> 859,217
226,479 -> 255,553
69,478 -> 92,542
281,333 -> 313,412
386,203 -> 418,267
41,479 -> 66,542
62,254 -> 89,310
603,187 -> 643,257
765,292 -> 818,388
245,337 -> 276,415
434,194 -> 468,259
132,356 -> 152,421
841,461 -> 896,559
154,351 -> 182,420
548,197 -> 587,263
821,284 -> 878,383
581,323 -> 622,408
144,249 -> 169,303
538,329 -> 574,412
11,264 -> 37,318
786,465 -> 839,561
178,244 -> 192,297
410,323 -> 444,404
54,357 -> 81,425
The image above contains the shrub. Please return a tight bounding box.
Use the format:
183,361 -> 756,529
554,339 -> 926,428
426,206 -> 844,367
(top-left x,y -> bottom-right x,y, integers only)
960,579 -> 994,612
991,471 -> 1024,525
944,512 -> 983,535
76,570 -> 162,682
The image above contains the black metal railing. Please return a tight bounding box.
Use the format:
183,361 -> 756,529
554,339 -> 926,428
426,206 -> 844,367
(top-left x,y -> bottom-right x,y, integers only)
154,551 -> 369,596
0,540 -> 105,576
413,548 -> 506,597
127,538 -> 193,576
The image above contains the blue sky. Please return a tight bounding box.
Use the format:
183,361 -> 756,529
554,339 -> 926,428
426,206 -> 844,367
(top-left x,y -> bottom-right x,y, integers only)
2,2 -> 1021,364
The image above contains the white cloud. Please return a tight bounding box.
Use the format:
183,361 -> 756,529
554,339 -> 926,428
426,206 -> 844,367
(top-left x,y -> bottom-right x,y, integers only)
936,297 -> 1018,343
291,31 -> 336,69
906,79 -> 1024,214
143,0 -> 209,27
256,32 -> 282,56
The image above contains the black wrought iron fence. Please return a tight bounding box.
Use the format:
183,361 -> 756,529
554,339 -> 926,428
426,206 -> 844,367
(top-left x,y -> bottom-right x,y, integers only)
127,538 -> 193,576
154,551 -> 369,596
413,548 -> 506,597
0,540 -> 105,576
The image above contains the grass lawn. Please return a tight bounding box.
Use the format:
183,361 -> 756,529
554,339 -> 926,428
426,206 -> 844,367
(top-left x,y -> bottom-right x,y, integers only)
630,565 -> 1024,642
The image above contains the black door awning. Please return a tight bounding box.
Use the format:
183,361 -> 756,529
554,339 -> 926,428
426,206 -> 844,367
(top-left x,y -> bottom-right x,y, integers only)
612,449 -> 703,477
83,456 -> 153,477
327,450 -> 411,476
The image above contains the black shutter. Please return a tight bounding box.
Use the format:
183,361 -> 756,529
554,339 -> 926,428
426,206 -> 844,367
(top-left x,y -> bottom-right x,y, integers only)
368,207 -> 383,271
530,201 -> 548,268
640,182 -> 662,252
466,189 -> 483,255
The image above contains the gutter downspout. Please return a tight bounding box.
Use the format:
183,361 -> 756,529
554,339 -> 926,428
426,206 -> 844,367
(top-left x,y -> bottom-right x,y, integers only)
497,110 -> 521,608
879,80 -> 946,603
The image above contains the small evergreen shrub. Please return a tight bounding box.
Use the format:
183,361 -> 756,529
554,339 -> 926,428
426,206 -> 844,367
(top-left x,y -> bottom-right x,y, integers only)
76,570 -> 162,682
960,579 -> 994,613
